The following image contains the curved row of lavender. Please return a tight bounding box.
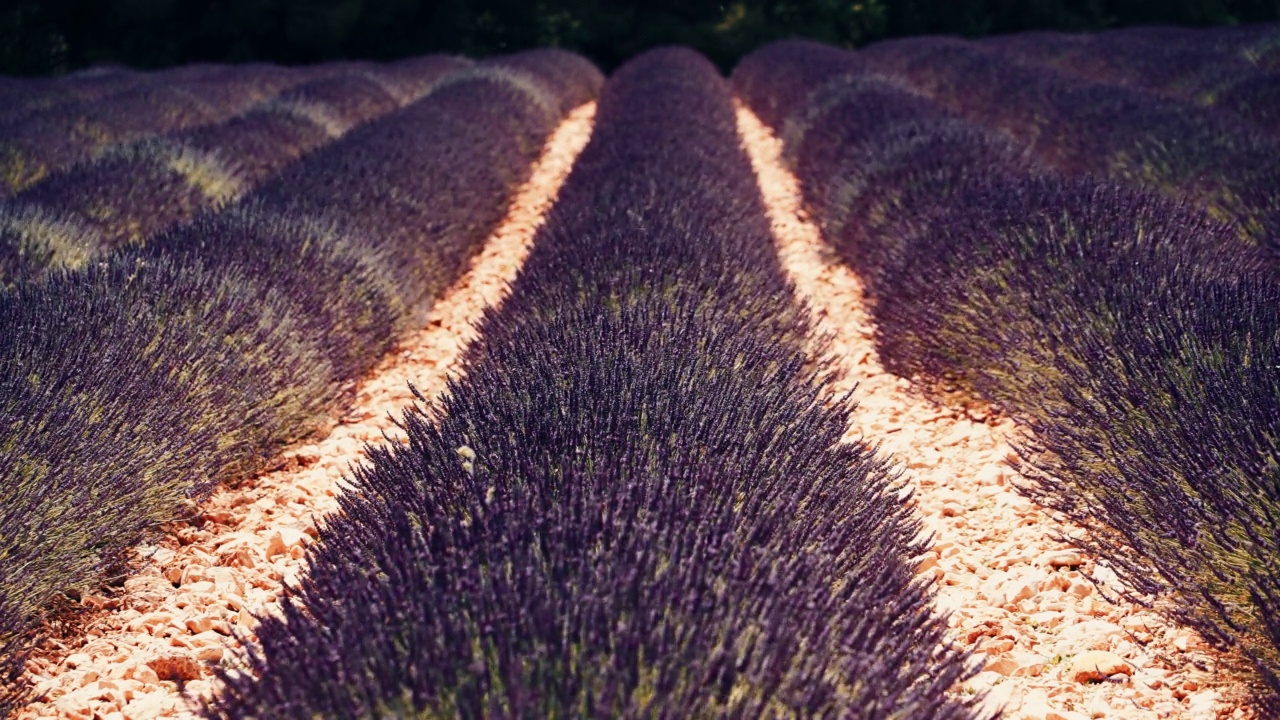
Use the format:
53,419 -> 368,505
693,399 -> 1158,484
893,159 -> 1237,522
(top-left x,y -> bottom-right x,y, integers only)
0,62 -> 336,129
0,65 -> 294,197
734,38 -> 1280,712
206,47 -> 978,719
0,56 -> 490,287
838,32 -> 1280,255
0,56 -> 475,287
0,56 -> 463,198
981,23 -> 1280,137
0,67 -> 151,127
0,50 -> 603,717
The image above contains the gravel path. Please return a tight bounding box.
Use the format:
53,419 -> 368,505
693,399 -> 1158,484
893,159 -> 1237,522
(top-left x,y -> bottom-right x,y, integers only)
16,102 -> 596,720
736,103 -> 1252,720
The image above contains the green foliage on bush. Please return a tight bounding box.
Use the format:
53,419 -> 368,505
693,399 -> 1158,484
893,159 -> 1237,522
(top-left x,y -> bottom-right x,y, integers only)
4,0 -> 1274,75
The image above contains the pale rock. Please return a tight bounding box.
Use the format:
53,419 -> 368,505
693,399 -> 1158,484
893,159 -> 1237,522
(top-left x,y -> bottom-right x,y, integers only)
978,484 -> 1004,498
1027,611 -> 1062,629
982,570 -> 1036,607
184,615 -> 230,635
186,678 -> 214,698
1086,693 -> 1111,717
207,566 -> 244,596
64,653 -> 92,669
1059,619 -> 1122,648
183,580 -> 215,594
1067,579 -> 1094,599
1009,651 -> 1048,677
146,653 -> 201,682
63,704 -> 95,720
194,644 -> 224,663
1043,552 -> 1085,568
966,670 -> 1005,691
1079,596 -> 1097,616
266,527 -> 309,559
983,638 -> 1016,654
85,679 -> 124,703
935,542 -> 960,558
124,664 -> 160,686
1003,581 -> 1036,607
122,575 -> 174,600
122,693 -> 177,719
1039,573 -> 1071,593
974,464 -> 1006,486
1016,688 -> 1054,720
1188,689 -> 1218,712
163,564 -> 184,584
979,679 -> 1017,715
180,564 -> 211,585
1069,650 -> 1132,683
1090,561 -> 1120,586
985,657 -> 1019,676
1121,615 -> 1154,632
149,547 -> 177,565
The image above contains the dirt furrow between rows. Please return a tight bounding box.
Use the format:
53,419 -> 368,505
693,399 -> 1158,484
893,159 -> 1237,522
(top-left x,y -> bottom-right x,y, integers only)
736,103 -> 1250,720
18,101 -> 596,720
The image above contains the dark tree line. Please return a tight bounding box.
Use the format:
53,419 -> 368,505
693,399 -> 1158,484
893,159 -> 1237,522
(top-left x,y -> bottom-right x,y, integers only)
2,0 -> 1278,76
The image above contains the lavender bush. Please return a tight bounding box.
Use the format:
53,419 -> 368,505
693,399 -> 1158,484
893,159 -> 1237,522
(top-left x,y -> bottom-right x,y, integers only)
0,57 -> 471,285
208,47 -> 978,719
852,35 -> 1280,253
0,69 -> 296,197
981,24 -> 1280,137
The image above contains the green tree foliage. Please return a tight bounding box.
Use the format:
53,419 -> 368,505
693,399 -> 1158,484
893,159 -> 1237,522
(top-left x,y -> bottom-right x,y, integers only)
1,0 -> 1277,78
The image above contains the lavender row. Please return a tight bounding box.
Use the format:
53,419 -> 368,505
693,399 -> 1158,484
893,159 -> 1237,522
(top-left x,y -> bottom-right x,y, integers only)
0,57 -> 446,198
0,66 -> 300,197
735,39 -> 1280,710
206,47 -> 976,718
849,35 -> 1280,254
0,64 -> 259,129
981,24 -> 1280,137
0,50 -> 602,717
0,56 -> 471,287
0,68 -> 144,129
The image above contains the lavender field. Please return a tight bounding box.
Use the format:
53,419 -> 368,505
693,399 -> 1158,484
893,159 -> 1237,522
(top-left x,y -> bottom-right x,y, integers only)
2,23 -> 1280,719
